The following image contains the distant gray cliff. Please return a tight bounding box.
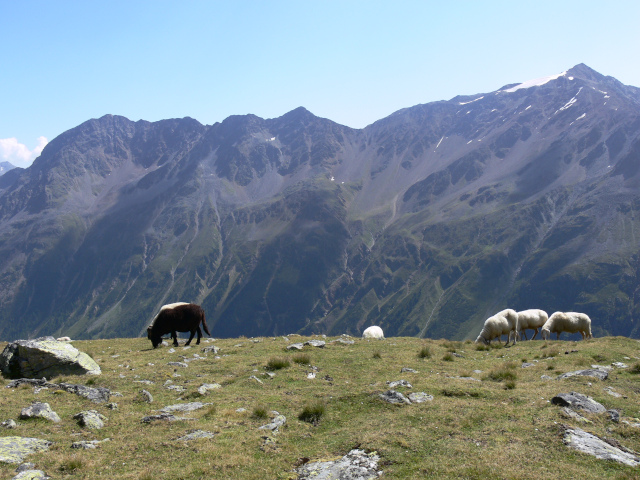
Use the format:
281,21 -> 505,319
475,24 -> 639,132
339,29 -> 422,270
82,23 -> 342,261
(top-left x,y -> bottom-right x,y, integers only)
1,64 -> 639,341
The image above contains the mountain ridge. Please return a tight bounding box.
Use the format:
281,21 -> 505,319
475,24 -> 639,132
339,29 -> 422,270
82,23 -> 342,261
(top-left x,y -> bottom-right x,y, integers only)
1,64 -> 639,341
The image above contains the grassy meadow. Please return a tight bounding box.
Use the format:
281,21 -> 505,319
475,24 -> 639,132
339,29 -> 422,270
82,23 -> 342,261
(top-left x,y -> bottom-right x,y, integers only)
0,335 -> 639,479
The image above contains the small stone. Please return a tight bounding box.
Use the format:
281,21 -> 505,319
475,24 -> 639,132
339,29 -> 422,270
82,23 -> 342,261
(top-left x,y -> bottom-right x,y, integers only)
197,383 -> 222,395
176,430 -> 216,441
167,362 -> 188,368
521,363 -> 535,368
608,409 -> 621,423
160,402 -> 212,414
259,415 -> 286,432
400,368 -> 418,373
19,403 -> 61,423
249,375 -> 264,384
611,362 -> 628,369
141,413 -> 194,423
408,392 -> 433,403
304,340 -> 325,348
201,346 -> 220,354
141,390 -> 154,403
556,369 -> 609,380
560,407 -> 591,423
379,390 -> 411,405
386,380 -> 412,389
2,419 -> 17,429
286,343 -> 304,351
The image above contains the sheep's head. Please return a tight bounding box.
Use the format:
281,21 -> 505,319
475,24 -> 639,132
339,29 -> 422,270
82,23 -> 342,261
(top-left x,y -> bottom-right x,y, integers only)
475,335 -> 489,345
147,326 -> 162,348
541,328 -> 550,340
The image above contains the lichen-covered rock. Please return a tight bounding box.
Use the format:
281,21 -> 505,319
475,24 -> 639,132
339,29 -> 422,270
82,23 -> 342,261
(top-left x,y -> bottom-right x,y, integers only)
73,410 -> 107,429
11,469 -> 50,480
296,449 -> 381,480
7,379 -> 110,403
201,346 -> 220,354
379,390 -> 411,405
286,343 -> 304,351
259,415 -> 286,432
19,403 -> 60,423
304,340 -> 325,348
141,390 -> 154,403
197,383 -> 221,395
563,427 -> 640,466
71,438 -> 110,449
386,380 -> 412,389
176,430 -> 216,441
2,419 -> 17,429
141,413 -> 194,423
408,392 -> 433,403
0,337 -> 100,379
160,402 -> 212,414
0,437 -> 52,464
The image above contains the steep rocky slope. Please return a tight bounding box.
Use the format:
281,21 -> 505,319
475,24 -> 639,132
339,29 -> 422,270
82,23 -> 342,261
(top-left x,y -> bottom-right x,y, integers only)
1,64 -> 639,340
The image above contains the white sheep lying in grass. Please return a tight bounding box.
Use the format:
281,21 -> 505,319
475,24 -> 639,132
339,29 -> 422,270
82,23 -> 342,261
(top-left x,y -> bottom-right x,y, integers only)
475,308 -> 519,346
541,312 -> 592,340
362,326 -> 384,339
516,309 -> 548,340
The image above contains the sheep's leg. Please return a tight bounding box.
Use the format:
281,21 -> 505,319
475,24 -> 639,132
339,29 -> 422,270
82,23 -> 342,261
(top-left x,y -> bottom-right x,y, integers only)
531,329 -> 539,340
556,332 -> 561,340
185,329 -> 196,346
521,329 -> 528,341
172,331 -> 179,346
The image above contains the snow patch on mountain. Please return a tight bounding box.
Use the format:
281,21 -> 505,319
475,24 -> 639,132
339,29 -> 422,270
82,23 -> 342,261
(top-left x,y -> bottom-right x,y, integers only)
503,71 -> 567,93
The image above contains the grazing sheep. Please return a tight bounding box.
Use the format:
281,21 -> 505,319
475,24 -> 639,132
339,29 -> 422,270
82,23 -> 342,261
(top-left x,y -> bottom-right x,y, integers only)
475,308 -> 519,346
541,312 -> 592,340
362,326 -> 384,339
516,309 -> 548,340
147,303 -> 210,348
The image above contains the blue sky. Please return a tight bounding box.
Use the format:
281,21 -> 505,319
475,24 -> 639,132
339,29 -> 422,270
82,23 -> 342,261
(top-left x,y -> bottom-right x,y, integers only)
2,0 -> 639,168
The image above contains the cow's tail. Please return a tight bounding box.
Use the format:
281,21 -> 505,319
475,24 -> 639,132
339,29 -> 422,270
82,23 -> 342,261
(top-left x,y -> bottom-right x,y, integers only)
201,309 -> 211,336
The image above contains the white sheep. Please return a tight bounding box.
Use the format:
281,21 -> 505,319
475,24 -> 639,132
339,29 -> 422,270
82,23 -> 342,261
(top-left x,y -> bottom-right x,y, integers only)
541,312 -> 592,340
475,308 -> 519,346
516,309 -> 548,340
56,336 -> 72,342
362,326 -> 384,339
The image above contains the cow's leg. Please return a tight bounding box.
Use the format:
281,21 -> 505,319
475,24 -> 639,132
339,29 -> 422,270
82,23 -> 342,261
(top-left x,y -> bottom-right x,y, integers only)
195,325 -> 203,345
185,329 -> 196,346
172,331 -> 179,346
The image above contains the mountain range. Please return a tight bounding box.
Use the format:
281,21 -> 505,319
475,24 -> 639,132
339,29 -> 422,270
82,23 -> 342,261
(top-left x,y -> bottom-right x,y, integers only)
1,63 -> 639,341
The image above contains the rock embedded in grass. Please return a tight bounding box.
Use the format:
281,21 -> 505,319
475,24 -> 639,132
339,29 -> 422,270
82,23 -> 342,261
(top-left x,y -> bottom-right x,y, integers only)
551,392 -> 606,414
73,410 -> 107,429
563,427 -> 640,466
19,403 -> 61,423
0,437 -> 52,464
379,390 -> 411,405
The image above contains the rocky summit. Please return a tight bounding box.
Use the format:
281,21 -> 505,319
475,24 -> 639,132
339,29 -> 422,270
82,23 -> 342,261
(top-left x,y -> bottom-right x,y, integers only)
0,64 -> 639,341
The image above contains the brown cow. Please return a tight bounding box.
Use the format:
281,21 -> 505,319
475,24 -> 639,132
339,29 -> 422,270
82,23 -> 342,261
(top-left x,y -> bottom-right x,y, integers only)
146,302 -> 211,348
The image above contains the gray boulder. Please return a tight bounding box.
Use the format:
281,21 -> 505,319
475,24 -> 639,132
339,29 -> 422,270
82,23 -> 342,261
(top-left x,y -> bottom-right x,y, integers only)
296,449 -> 381,480
556,368 -> 609,381
141,413 -> 194,423
0,437 -> 52,464
0,337 -> 100,379
551,392 -> 606,414
73,410 -> 107,429
408,392 -> 434,403
160,402 -> 212,414
563,427 -> 640,466
19,403 -> 60,423
7,379 -> 110,403
259,415 -> 287,432
379,390 -> 411,405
